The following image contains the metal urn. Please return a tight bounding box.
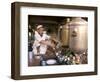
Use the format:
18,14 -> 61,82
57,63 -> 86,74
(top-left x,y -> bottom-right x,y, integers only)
69,17 -> 88,53
60,18 -> 70,46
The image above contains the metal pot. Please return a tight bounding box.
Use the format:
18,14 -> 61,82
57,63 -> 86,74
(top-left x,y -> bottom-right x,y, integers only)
60,18 -> 70,46
69,17 -> 88,53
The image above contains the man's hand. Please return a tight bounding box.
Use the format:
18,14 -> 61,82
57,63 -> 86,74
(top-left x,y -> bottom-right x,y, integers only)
39,40 -> 47,45
39,40 -> 56,50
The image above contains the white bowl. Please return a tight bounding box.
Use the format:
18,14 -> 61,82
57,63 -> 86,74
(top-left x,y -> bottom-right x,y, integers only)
46,59 -> 57,65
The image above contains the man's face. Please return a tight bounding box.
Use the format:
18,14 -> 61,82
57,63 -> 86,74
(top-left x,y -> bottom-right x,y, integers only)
38,27 -> 44,35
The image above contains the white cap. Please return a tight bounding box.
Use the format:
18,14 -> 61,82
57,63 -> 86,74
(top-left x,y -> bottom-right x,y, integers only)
36,25 -> 43,29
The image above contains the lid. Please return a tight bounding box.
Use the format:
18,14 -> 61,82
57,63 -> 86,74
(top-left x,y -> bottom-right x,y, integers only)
69,17 -> 88,26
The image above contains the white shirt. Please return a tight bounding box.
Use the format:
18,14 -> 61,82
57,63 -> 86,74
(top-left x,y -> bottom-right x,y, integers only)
33,31 -> 50,54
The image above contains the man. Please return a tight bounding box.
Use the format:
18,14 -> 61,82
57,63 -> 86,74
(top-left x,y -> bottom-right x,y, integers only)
32,25 -> 51,55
